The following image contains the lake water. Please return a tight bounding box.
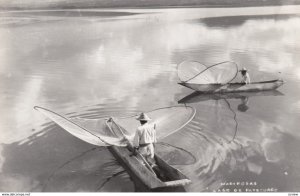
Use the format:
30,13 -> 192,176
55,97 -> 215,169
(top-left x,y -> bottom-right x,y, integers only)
0,6 -> 300,192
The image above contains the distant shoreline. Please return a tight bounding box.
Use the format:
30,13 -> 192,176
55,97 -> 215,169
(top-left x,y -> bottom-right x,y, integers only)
1,2 -> 300,11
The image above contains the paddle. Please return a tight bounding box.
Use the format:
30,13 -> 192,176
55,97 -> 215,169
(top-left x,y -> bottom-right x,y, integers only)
106,118 -> 157,175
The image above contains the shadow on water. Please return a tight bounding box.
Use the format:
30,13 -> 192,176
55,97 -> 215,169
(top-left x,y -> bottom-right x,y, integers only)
42,147 -> 106,191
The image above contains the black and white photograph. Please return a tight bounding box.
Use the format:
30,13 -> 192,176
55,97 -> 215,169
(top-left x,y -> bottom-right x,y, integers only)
0,0 -> 300,193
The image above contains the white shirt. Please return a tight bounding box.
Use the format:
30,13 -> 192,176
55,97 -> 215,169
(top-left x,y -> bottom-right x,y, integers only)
241,72 -> 250,84
133,123 -> 157,147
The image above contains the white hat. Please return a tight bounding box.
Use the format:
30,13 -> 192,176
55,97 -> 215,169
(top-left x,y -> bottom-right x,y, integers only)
136,113 -> 151,121
241,67 -> 247,71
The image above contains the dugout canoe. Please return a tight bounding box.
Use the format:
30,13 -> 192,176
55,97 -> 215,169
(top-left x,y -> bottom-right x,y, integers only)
178,79 -> 284,94
107,145 -> 191,191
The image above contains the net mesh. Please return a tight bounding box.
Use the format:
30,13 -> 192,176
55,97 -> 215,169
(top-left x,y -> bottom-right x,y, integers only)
35,106 -> 196,147
115,106 -> 196,141
177,61 -> 238,84
34,107 -> 124,146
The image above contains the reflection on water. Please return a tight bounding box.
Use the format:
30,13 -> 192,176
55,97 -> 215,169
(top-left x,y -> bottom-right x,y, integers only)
1,6 -> 300,192
178,90 -> 284,104
198,14 -> 299,28
238,97 -> 249,112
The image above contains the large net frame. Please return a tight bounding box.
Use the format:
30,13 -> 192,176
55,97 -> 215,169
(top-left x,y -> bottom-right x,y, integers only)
35,106 -> 196,147
177,61 -> 238,84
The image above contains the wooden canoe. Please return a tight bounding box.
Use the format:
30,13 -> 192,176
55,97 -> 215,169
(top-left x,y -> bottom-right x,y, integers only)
108,145 -> 191,191
178,79 -> 284,93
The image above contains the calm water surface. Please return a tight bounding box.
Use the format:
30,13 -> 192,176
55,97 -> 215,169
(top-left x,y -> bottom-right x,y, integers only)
0,6 -> 300,192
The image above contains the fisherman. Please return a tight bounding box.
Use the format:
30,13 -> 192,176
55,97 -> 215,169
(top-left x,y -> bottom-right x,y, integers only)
132,112 -> 157,166
240,67 -> 251,84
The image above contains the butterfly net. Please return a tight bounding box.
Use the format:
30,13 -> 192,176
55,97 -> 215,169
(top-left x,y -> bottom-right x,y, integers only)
35,106 -> 195,147
177,61 -> 238,84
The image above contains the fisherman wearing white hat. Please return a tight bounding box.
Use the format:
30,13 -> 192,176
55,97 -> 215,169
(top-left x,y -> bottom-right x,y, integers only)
240,67 -> 251,84
132,112 -> 157,165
